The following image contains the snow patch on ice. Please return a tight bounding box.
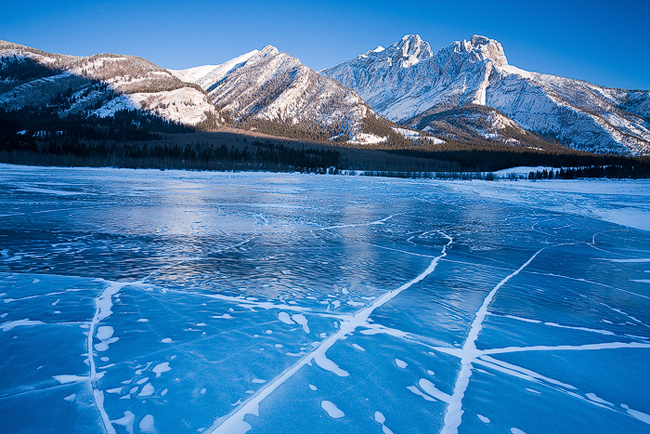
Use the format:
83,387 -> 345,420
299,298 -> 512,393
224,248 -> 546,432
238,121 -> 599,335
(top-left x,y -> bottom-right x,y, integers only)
395,359 -> 407,368
138,383 -> 154,397
112,411 -> 135,434
278,312 -> 295,325
314,352 -> 349,377
407,385 -> 435,401
321,400 -> 344,418
374,411 -> 394,434
419,378 -> 451,403
139,414 -> 156,433
626,407 -> 650,425
1,318 -> 44,331
585,393 -> 612,406
53,374 -> 89,384
153,362 -> 171,378
292,313 -> 310,333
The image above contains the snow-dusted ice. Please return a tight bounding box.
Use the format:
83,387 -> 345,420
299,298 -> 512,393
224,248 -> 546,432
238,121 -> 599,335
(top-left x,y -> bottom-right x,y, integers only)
1,164 -> 650,434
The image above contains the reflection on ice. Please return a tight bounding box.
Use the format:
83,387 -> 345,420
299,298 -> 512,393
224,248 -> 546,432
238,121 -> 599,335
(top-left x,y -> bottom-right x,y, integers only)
1,165 -> 649,434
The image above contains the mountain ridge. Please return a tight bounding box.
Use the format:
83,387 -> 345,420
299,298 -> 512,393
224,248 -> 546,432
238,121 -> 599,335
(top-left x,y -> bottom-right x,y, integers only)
0,39 -> 220,127
3,37 -> 649,156
321,34 -> 650,155
1,39 -> 427,147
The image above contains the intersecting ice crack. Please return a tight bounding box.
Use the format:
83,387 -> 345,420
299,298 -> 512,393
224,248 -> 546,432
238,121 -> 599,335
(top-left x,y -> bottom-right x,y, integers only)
5,170 -> 650,434
439,248 -> 546,434
80,232 -> 261,434
432,241 -> 650,434
205,231 -> 454,434
309,214 -> 398,242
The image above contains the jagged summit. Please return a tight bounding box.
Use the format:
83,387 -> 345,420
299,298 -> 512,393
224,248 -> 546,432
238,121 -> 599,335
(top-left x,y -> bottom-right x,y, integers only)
392,34 -> 433,67
320,34 -> 650,155
441,35 -> 508,67
257,45 -> 281,58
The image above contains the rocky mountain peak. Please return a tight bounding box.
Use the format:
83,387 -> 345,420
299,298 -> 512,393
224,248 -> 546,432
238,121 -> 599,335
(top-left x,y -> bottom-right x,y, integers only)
258,45 -> 280,58
392,34 -> 433,65
445,35 -> 508,67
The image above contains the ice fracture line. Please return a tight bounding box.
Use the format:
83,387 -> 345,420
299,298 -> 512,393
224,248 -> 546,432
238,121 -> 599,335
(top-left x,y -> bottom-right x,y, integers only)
87,280 -> 128,434
205,232 -> 453,434
440,248 -> 545,434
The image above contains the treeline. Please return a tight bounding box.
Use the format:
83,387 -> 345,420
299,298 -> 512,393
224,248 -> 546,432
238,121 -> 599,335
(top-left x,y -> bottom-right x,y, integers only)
387,146 -> 650,178
0,106 -> 190,142
238,118 -> 340,142
0,134 -> 341,173
357,171 -> 497,180
528,165 -> 650,179
0,55 -> 57,82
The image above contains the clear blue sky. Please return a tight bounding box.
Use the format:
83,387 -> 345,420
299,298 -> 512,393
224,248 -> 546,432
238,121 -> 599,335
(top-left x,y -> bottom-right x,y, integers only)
3,0 -> 649,90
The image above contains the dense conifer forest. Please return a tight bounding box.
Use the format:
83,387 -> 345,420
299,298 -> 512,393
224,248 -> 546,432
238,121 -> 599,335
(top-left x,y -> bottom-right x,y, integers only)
2,95 -> 649,178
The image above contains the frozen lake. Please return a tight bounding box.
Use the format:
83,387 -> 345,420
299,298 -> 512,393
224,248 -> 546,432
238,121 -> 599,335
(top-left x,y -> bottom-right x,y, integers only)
1,164 -> 650,434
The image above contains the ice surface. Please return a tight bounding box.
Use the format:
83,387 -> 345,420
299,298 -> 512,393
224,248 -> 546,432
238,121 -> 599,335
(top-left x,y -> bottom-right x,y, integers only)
1,165 -> 649,434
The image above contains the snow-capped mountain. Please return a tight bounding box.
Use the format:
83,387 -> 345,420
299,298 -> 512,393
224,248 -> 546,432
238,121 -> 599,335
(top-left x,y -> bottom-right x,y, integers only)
0,40 -> 402,145
170,46 -> 386,144
321,35 -> 650,155
0,40 -> 219,127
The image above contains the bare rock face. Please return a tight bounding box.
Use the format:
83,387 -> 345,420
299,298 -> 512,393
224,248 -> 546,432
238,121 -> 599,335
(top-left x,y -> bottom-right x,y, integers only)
321,34 -> 650,155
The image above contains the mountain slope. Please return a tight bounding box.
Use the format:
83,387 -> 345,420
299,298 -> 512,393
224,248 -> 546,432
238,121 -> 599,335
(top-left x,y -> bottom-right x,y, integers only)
406,104 -> 559,151
321,35 -> 650,155
170,46 -> 394,144
0,40 -> 219,127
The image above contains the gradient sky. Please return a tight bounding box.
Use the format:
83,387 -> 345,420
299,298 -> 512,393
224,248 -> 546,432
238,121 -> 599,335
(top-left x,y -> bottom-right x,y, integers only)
2,0 -> 649,90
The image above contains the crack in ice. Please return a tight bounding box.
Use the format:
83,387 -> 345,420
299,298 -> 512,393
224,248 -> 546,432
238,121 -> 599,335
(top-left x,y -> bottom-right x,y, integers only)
87,280 -> 129,434
318,214 -> 397,231
440,248 -> 545,434
205,232 -> 453,434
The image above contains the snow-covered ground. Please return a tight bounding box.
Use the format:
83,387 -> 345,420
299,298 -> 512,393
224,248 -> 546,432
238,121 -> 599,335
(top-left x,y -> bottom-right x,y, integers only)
392,127 -> 445,144
1,164 -> 649,434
